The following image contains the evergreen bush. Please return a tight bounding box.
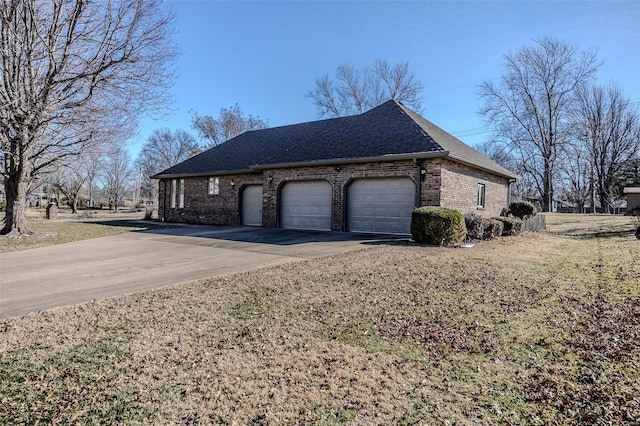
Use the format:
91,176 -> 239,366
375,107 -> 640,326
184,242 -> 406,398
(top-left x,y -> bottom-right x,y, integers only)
464,213 -> 485,241
465,213 -> 504,241
411,207 -> 466,246
508,201 -> 537,220
492,216 -> 524,236
484,219 -> 504,239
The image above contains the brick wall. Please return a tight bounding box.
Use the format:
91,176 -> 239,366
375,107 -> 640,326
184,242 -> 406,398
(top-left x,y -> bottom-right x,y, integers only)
157,158 -> 511,228
439,160 -> 510,217
158,173 -> 263,225
262,160 -> 428,231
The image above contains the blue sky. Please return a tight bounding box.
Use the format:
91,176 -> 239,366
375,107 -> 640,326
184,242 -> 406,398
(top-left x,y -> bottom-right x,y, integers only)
129,0 -> 640,159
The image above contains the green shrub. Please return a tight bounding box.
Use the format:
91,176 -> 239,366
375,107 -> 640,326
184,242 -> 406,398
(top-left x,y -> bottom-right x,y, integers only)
464,213 -> 485,240
465,213 -> 504,241
492,216 -> 524,236
484,219 -> 504,240
508,201 -> 537,220
412,207 -> 466,246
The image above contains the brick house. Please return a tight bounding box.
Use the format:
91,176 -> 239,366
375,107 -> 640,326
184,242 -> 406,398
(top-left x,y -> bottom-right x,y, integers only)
153,100 -> 518,234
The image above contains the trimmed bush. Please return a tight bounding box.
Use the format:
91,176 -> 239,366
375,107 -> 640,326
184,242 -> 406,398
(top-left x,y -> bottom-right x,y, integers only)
465,213 -> 504,241
492,216 -> 524,236
464,213 -> 485,241
484,219 -> 504,240
508,201 -> 537,220
412,207 -> 466,246
636,226 -> 640,240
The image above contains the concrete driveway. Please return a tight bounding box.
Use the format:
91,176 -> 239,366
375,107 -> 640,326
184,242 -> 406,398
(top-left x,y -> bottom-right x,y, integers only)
0,225 -> 404,319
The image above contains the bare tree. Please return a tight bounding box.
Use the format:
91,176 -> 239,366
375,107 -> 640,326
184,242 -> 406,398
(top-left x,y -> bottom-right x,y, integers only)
46,162 -> 88,214
101,145 -> 132,213
307,60 -> 424,118
191,104 -> 269,148
134,128 -> 200,202
475,139 -> 535,203
558,141 -> 592,212
0,0 -> 177,236
83,148 -> 104,209
478,36 -> 600,212
574,83 -> 640,212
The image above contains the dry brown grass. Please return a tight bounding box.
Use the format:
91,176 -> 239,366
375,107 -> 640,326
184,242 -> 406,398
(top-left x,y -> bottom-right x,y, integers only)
0,215 -> 171,253
1,214 -> 638,424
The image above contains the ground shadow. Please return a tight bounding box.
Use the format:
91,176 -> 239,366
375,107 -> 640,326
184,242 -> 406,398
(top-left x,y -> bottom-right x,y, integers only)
114,220 -> 410,247
551,226 -> 637,240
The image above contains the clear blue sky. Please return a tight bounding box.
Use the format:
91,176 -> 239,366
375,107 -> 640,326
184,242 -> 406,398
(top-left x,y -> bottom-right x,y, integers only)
128,0 -> 640,159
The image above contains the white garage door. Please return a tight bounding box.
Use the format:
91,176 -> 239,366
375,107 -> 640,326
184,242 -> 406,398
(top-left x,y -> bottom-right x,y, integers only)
281,181 -> 332,231
348,178 -> 415,234
241,185 -> 263,226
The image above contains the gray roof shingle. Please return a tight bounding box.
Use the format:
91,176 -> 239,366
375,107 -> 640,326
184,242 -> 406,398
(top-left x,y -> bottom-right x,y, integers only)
153,100 -> 518,179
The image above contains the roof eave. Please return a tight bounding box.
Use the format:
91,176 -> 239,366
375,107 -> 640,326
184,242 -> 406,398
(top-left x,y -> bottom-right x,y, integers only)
251,151 -> 447,170
151,169 -> 259,179
446,153 -> 520,180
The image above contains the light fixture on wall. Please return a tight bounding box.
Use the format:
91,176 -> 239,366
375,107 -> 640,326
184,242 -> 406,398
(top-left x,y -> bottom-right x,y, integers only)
335,165 -> 341,172
230,180 -> 235,187
420,168 -> 426,181
267,175 -> 273,184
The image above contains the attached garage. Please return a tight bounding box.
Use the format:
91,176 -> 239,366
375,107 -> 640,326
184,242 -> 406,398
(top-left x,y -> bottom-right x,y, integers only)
280,180 -> 332,231
348,178 -> 415,234
241,185 -> 263,226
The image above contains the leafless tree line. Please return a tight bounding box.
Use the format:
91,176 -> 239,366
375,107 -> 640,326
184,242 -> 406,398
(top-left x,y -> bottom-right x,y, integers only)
307,60 -> 424,117
478,36 -> 639,212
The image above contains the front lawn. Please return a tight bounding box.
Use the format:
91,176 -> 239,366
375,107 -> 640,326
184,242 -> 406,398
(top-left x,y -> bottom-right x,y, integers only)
0,216 -> 172,253
1,214 -> 638,424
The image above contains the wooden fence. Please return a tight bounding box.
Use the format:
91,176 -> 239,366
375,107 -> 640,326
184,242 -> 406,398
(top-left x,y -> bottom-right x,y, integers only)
524,214 -> 546,232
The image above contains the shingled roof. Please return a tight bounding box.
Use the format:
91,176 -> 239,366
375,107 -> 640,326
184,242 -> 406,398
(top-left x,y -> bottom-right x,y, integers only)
153,100 -> 518,179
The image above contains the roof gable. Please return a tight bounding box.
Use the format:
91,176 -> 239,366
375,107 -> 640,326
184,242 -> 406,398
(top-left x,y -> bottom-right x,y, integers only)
154,100 -> 518,179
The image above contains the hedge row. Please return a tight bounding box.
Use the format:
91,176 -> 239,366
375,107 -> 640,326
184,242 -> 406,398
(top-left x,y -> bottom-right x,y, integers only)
412,202 -> 537,246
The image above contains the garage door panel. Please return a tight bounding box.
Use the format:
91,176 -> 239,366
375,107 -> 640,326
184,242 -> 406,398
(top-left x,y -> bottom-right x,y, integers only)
281,181 -> 332,231
348,178 -> 415,234
241,185 -> 263,226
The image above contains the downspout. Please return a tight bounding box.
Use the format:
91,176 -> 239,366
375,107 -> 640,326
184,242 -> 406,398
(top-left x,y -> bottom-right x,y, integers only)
161,179 -> 166,222
508,179 -> 516,206
416,162 -> 423,208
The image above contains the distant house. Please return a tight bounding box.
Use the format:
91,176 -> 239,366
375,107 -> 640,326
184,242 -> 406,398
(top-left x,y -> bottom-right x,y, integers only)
153,100 -> 518,234
624,187 -> 640,214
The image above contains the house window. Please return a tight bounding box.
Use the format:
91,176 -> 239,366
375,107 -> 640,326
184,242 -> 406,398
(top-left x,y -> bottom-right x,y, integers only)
170,179 -> 177,208
477,183 -> 486,208
178,179 -> 184,208
208,177 -> 219,195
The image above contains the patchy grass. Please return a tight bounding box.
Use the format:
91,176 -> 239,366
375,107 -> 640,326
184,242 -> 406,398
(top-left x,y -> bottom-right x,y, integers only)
0,219 -> 173,253
0,214 -> 638,424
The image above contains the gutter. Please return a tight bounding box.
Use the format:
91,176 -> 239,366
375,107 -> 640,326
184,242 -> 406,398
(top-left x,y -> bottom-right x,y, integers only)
250,151 -> 448,171
151,151 -> 519,181
447,152 -> 520,180
151,169 -> 260,179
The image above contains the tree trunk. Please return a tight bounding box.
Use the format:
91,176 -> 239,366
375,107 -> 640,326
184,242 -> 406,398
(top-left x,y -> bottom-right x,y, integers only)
542,160 -> 554,213
598,188 -> 610,214
2,166 -> 32,236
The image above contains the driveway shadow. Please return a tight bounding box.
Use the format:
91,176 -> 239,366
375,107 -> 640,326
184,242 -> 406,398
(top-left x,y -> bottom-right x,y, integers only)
130,222 -> 409,246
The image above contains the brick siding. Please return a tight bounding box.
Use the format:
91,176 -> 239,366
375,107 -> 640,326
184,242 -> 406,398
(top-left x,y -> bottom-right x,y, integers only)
158,173 -> 263,225
439,160 -> 510,217
158,159 -> 511,229
262,160 -> 425,231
